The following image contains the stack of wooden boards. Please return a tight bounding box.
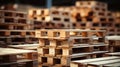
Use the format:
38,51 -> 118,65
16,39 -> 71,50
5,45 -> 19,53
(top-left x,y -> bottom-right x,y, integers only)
71,56 -> 120,67
0,48 -> 38,67
0,10 -> 38,46
35,29 -> 108,67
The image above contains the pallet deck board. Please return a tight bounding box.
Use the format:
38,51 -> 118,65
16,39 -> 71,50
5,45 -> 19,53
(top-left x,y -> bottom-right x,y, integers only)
104,62 -> 120,67
88,58 -> 120,66
71,56 -> 120,67
0,48 -> 37,56
0,59 -> 35,65
106,52 -> 120,56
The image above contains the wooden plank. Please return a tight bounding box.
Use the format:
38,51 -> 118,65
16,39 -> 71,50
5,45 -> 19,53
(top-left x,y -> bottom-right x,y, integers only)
71,56 -> 119,63
0,48 -> 37,56
105,52 -> 120,56
71,56 -> 120,67
0,59 -> 34,65
8,44 -> 39,50
88,59 -> 120,67
104,62 -> 120,67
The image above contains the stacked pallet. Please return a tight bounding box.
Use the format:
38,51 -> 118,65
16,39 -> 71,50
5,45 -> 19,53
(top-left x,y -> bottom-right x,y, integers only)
75,1 -> 116,36
113,12 -> 120,35
50,1 -> 117,35
0,48 -> 38,67
50,7 -> 75,29
35,29 -> 108,67
105,36 -> 120,56
0,10 -> 37,46
70,56 -> 120,67
28,9 -> 55,29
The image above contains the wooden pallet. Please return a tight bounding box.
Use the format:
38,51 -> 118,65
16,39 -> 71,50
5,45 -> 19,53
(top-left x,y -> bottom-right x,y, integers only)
0,37 -> 38,45
38,55 -> 91,67
106,36 -> 120,52
38,56 -> 70,66
75,1 -> 107,9
38,46 -> 93,57
28,9 -> 50,22
0,10 -> 27,18
0,30 -> 35,37
0,17 -> 27,24
36,29 -> 107,67
35,29 -> 106,39
0,48 -> 38,67
28,9 -> 49,17
0,23 -> 30,30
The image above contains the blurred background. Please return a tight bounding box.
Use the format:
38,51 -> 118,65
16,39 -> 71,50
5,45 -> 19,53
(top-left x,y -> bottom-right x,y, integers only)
0,0 -> 120,11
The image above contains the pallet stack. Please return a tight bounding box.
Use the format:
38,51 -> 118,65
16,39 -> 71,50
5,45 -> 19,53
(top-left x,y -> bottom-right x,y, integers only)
35,29 -> 108,67
50,7 -> 75,29
74,1 -> 115,32
112,12 -> 120,35
28,9 -> 50,22
0,10 -> 37,47
50,1 -> 118,36
0,48 -> 38,67
28,9 -> 55,29
105,36 -> 120,53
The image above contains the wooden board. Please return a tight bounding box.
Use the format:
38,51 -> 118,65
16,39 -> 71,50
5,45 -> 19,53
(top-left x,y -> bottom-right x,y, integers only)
0,48 -> 37,56
71,56 -> 120,67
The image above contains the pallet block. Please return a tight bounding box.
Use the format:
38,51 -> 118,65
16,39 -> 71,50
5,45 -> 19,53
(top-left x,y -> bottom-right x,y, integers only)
38,47 -> 49,56
25,52 -> 38,60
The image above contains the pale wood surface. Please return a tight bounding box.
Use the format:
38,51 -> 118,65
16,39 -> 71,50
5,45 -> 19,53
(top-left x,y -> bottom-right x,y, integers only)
71,56 -> 120,63
0,48 -> 37,56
